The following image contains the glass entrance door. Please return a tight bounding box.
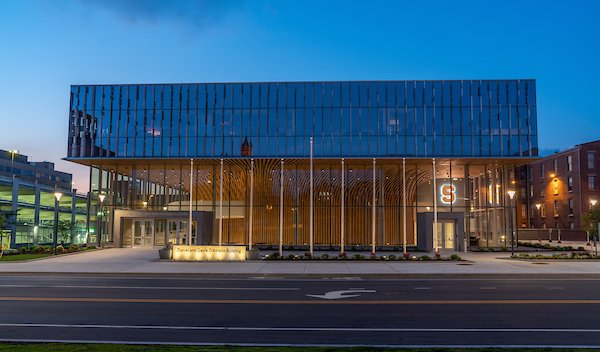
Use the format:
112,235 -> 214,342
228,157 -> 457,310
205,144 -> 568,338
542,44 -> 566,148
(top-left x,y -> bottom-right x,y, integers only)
435,221 -> 456,250
133,220 -> 154,247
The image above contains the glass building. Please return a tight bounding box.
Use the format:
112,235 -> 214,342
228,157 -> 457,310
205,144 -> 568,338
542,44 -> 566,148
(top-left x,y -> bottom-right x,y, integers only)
67,80 -> 538,251
0,150 -> 88,249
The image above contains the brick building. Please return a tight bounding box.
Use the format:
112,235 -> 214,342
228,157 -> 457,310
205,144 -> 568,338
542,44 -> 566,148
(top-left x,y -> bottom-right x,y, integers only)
516,140 -> 600,237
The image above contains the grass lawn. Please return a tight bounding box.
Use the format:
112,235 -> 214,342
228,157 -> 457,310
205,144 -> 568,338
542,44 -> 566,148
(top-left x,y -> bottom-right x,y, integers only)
0,253 -> 53,262
0,345 -> 598,352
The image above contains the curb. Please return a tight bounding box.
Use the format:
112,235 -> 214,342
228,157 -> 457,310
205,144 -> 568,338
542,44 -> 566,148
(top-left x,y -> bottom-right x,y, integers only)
2,272 -> 600,280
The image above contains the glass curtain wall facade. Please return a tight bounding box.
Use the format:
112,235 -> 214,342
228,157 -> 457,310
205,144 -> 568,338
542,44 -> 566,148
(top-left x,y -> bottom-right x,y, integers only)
67,80 -> 538,250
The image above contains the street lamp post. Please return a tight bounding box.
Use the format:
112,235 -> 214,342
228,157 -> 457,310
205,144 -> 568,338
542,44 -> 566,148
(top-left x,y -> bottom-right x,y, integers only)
53,192 -> 63,255
535,203 -> 542,243
507,190 -> 516,256
9,150 -> 18,176
591,199 -> 598,254
97,194 -> 105,248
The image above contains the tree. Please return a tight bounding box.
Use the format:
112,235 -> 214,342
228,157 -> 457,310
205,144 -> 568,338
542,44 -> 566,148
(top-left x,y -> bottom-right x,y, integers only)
57,220 -> 74,244
0,210 -> 17,253
582,207 -> 600,239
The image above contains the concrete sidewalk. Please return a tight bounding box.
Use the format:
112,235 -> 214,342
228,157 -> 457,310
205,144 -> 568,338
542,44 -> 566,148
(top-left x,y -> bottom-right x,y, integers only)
1,247 -> 600,276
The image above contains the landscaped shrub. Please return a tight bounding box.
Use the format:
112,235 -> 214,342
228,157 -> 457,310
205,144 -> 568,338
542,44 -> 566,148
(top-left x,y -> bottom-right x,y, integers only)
56,245 -> 65,253
419,255 -> 431,261
320,253 -> 329,260
70,244 -> 78,251
449,254 -> 461,260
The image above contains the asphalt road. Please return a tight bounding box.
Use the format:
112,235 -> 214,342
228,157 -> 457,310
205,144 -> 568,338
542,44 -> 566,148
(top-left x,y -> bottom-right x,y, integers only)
0,274 -> 600,347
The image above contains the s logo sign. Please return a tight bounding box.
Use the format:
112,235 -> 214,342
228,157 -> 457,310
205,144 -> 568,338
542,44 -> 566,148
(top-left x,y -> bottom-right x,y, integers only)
440,184 -> 456,204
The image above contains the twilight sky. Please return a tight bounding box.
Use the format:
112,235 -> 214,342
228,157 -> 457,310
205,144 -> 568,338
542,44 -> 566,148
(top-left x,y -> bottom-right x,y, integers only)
0,0 -> 598,192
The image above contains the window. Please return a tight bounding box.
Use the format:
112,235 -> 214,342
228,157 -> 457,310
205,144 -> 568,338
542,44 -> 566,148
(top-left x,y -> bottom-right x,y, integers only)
588,152 -> 595,169
568,198 -> 574,215
569,222 -> 575,229
553,179 -> 558,195
567,155 -> 572,172
541,203 -> 546,217
530,184 -> 534,197
568,176 -> 573,191
553,200 -> 559,217
553,159 -> 558,173
520,186 -> 526,199
540,163 -> 545,178
589,176 -> 596,190
521,204 -> 527,218
541,188 -> 545,197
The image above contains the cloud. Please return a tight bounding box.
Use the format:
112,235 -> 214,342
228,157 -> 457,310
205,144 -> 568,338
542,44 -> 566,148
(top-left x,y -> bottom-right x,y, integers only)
82,0 -> 244,30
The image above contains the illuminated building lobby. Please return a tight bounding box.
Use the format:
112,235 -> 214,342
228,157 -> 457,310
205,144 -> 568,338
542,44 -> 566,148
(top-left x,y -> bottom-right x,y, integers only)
67,80 -> 538,251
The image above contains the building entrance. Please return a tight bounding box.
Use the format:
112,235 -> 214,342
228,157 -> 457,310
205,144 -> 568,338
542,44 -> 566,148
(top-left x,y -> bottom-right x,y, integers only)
132,220 -> 153,247
435,221 -> 456,250
123,218 -> 197,247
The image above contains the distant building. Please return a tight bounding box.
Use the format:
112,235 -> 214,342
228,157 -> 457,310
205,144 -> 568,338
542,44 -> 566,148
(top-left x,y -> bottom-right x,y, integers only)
516,140 -> 600,240
0,149 -> 88,248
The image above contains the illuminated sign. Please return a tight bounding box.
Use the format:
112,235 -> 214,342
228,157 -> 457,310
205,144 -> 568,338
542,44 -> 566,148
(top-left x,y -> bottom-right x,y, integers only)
440,184 -> 457,204
172,245 -> 246,261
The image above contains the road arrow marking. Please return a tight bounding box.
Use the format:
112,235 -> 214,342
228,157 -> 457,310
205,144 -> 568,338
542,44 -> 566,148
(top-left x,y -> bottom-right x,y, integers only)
306,290 -> 376,300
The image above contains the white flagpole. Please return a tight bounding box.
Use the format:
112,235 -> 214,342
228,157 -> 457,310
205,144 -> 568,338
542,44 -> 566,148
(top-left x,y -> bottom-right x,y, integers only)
249,159 -> 254,250
433,157 -> 438,254
188,159 -> 193,245
341,158 -> 345,254
372,158 -> 376,254
219,158 -> 223,246
403,157 -> 406,255
309,137 -> 314,256
279,159 -> 284,257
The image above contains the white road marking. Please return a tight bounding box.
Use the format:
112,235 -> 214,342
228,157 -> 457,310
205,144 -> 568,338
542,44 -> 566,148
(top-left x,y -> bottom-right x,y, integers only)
1,339 -> 600,349
414,287 -> 431,290
480,287 -> 497,290
0,284 -> 299,291
4,275 -> 600,282
306,290 -> 376,300
1,323 -> 600,333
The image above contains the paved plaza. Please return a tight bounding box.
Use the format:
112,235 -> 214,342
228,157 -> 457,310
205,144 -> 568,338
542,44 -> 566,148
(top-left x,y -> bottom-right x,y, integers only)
2,244 -> 600,276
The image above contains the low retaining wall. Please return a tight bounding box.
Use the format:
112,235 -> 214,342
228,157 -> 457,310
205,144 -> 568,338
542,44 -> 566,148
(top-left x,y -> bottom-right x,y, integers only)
517,228 -> 587,242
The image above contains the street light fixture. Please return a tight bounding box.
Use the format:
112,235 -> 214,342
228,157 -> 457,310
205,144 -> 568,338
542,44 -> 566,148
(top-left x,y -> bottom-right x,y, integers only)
507,190 -> 516,256
97,194 -> 105,248
53,192 -> 63,255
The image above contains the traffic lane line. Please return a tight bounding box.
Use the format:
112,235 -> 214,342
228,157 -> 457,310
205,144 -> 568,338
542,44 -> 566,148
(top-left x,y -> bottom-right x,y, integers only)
0,284 -> 300,291
1,296 -> 600,304
2,323 -> 600,333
